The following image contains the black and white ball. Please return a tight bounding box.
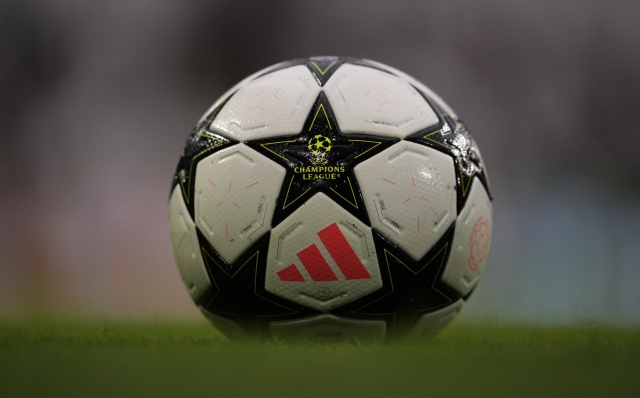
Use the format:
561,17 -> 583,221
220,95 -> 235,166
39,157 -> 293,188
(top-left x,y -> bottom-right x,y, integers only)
169,57 -> 493,343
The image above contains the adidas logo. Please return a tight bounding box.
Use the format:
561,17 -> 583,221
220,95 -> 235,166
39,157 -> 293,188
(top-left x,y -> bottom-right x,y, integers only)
277,222 -> 371,282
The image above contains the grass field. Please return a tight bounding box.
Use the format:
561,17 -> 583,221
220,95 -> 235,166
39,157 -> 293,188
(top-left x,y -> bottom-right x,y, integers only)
0,321 -> 639,398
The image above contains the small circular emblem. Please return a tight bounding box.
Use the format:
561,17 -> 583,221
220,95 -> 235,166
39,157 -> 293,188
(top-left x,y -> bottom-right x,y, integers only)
317,286 -> 332,300
467,216 -> 490,271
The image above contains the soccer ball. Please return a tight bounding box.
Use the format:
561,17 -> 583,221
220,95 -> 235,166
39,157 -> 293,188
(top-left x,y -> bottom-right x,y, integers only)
169,57 -> 492,343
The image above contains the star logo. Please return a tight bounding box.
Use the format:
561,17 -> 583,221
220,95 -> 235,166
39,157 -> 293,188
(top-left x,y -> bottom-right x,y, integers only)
246,92 -> 398,227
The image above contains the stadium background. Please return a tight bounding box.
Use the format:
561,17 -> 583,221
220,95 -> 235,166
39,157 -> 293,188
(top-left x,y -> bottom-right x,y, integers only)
0,0 -> 638,325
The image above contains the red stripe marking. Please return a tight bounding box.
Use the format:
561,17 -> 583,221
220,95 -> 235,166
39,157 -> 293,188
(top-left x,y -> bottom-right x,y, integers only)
233,202 -> 240,208
208,178 -> 216,186
382,178 -> 396,185
421,196 -> 430,202
228,181 -> 232,191
380,83 -> 397,94
412,176 -> 415,186
246,181 -> 259,188
277,264 -> 305,282
403,197 -> 411,204
273,88 -> 281,101
297,244 -> 338,282
216,201 -> 224,206
317,223 -> 370,280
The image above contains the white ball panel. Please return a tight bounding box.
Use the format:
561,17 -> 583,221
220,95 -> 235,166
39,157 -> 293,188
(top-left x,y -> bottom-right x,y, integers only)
269,314 -> 385,343
404,299 -> 463,341
194,143 -> 286,264
441,178 -> 493,296
210,65 -> 321,141
265,192 -> 382,312
324,64 -> 438,138
197,61 -> 295,125
168,186 -> 211,302
412,81 -> 458,120
354,141 -> 457,261
364,60 -> 458,119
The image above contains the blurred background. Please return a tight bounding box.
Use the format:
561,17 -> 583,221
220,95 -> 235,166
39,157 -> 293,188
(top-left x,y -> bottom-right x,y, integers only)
1,0 -> 638,324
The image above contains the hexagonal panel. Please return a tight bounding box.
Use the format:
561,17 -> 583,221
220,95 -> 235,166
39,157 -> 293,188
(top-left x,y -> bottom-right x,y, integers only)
324,63 -> 439,138
404,299 -> 463,341
210,65 -> 321,141
265,192 -> 382,312
168,186 -> 211,302
269,314 -> 385,343
441,178 -> 492,296
354,141 -> 457,261
194,143 -> 286,264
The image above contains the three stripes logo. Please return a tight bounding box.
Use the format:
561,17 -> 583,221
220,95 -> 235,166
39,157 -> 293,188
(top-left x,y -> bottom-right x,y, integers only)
277,223 -> 371,282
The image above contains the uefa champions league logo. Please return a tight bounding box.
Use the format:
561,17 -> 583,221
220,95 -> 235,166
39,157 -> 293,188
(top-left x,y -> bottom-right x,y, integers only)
308,134 -> 332,165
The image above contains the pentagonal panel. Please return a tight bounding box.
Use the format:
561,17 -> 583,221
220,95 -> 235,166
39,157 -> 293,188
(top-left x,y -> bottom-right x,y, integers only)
194,143 -> 285,264
404,299 -> 463,341
364,59 -> 458,119
168,186 -> 211,302
265,192 -> 382,312
354,141 -> 457,261
324,64 -> 439,138
269,314 -> 385,343
441,178 -> 492,296
210,65 -> 321,141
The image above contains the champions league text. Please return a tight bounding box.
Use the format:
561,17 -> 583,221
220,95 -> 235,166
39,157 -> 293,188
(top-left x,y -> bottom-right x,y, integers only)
294,165 -> 346,180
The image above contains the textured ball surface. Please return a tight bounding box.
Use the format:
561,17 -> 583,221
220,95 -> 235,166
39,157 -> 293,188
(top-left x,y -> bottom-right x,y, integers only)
169,57 -> 493,343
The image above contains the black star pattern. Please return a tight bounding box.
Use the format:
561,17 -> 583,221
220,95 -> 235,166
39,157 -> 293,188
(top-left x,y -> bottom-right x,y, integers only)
406,107 -> 492,212
303,56 -> 344,86
252,56 -> 392,86
172,99 -> 238,218
197,231 -> 320,337
246,92 -> 399,227
330,225 -> 461,342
